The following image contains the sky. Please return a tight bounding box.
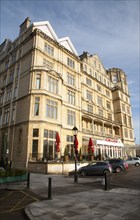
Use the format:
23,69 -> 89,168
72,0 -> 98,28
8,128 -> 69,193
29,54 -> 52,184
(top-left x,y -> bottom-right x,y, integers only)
0,0 -> 139,144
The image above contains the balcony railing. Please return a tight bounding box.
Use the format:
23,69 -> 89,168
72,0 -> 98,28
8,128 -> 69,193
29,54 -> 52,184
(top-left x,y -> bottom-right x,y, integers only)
94,131 -> 106,137
28,153 -> 53,162
82,128 -> 93,134
104,133 -> 112,137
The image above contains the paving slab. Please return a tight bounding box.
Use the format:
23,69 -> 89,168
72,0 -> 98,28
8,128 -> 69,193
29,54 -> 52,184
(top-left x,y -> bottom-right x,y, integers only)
25,187 -> 140,220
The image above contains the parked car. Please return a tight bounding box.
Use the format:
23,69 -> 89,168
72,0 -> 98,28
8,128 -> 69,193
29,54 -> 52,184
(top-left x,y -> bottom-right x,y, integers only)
78,161 -> 112,176
126,157 -> 140,167
105,158 -> 128,173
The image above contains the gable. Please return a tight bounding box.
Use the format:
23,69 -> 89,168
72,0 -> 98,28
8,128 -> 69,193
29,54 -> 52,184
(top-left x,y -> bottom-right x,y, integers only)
0,39 -> 12,56
33,21 -> 78,56
93,54 -> 102,63
92,54 -> 106,72
33,21 -> 58,41
58,37 -> 78,56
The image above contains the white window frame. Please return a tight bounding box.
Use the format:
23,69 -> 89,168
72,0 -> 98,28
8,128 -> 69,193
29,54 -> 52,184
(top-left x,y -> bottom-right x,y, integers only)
46,99 -> 57,119
67,90 -> 75,105
67,110 -> 76,125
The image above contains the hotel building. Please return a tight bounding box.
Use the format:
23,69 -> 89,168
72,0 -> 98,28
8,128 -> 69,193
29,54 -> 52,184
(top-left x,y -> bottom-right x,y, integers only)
0,18 -> 135,169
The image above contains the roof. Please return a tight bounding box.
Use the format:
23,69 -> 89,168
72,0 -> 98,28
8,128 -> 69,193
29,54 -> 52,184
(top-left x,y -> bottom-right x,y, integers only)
33,21 -> 78,56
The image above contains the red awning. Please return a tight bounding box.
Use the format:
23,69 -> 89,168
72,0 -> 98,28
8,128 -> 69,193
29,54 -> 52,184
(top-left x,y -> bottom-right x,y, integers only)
88,138 -> 94,153
56,132 -> 60,152
74,135 -> 79,153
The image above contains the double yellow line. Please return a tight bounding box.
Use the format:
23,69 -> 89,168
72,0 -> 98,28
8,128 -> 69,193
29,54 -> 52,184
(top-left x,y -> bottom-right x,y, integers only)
0,190 -> 39,213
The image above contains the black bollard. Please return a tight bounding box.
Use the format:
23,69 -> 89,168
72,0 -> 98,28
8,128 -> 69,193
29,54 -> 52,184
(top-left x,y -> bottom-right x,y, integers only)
104,173 -> 108,190
27,172 -> 30,188
48,177 -> 52,200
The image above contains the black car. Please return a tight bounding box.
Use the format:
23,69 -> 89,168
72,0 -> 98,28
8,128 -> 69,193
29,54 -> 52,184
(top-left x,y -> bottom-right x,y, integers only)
105,158 -> 128,173
78,161 -> 112,176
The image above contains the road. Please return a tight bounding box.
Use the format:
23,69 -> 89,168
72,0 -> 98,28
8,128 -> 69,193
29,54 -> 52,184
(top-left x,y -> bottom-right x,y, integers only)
75,164 -> 140,191
0,188 -> 43,220
0,165 -> 139,220
111,164 -> 140,189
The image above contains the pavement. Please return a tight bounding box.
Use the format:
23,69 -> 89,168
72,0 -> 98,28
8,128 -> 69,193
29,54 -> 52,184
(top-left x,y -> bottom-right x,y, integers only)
1,173 -> 140,220
25,176 -> 140,220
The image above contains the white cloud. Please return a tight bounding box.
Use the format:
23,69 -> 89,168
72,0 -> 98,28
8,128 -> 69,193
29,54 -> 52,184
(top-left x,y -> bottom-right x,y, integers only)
133,115 -> 140,144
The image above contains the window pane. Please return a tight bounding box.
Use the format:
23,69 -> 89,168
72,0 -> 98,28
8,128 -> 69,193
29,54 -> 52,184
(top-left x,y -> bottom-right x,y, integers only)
44,43 -> 54,56
36,74 -> 41,89
46,99 -> 57,119
48,140 -> 54,159
32,140 -> 38,157
97,84 -> 102,92
67,57 -> 75,68
34,98 -> 40,116
67,72 -> 75,86
43,140 -> 48,158
87,91 -> 92,101
67,90 -> 75,105
87,104 -> 93,113
86,78 -> 92,86
43,130 -> 57,160
106,101 -> 111,109
124,128 -> 128,138
33,129 -> 39,137
98,108 -> 103,117
97,96 -> 102,106
44,129 -> 48,138
49,130 -> 53,138
67,110 -> 75,125
48,76 -> 58,94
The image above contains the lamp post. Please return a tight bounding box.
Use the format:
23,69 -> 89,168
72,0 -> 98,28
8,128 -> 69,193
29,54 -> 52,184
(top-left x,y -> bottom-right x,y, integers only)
72,126 -> 78,183
6,149 -> 9,169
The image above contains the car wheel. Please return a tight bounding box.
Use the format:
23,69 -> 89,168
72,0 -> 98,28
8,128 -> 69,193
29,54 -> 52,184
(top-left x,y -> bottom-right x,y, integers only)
135,163 -> 140,167
80,170 -> 87,176
104,169 -> 109,174
115,167 -> 122,173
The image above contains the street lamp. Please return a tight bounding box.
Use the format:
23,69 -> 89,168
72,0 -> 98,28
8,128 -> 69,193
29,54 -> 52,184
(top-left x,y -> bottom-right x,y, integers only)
72,126 -> 78,183
6,149 -> 9,169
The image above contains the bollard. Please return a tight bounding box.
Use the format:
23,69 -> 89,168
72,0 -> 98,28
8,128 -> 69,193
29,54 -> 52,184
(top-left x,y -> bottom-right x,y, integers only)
48,177 -> 52,200
101,176 -> 105,186
27,172 -> 30,188
104,173 -> 108,190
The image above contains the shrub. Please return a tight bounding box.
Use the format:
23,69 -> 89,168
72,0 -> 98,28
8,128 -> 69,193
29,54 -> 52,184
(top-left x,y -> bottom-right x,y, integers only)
0,169 -> 27,177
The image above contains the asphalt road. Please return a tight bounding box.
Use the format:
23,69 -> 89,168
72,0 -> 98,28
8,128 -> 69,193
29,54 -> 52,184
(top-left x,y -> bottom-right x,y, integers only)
0,165 -> 139,220
111,164 -> 140,190
75,164 -> 140,191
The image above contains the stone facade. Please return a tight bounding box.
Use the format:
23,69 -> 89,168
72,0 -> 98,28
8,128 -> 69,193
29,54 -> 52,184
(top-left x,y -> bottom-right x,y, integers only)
0,18 -> 135,169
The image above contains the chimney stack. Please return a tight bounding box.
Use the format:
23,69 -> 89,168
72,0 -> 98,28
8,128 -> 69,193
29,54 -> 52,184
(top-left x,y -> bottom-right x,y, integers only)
19,17 -> 31,35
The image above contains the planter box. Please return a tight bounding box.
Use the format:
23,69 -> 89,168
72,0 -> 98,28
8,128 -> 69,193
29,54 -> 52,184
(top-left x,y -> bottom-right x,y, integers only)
0,173 -> 28,183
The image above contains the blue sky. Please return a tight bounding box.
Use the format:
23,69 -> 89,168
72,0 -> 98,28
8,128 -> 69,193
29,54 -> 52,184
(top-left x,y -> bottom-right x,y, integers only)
0,0 -> 139,144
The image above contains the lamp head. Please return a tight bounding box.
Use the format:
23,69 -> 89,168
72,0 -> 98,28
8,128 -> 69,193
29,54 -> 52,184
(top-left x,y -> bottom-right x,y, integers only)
72,126 -> 78,136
